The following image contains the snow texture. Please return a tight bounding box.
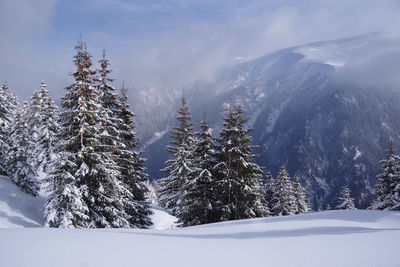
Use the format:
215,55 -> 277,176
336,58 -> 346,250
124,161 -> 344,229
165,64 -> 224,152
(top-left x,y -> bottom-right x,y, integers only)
1,175 -> 400,267
0,176 -> 44,228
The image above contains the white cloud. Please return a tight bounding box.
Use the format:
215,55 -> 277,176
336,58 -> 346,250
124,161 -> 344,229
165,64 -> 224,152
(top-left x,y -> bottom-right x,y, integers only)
1,0 -> 400,99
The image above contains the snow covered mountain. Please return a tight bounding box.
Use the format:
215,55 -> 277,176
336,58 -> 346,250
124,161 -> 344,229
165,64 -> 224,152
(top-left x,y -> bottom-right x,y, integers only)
1,175 -> 400,267
141,32 -> 400,209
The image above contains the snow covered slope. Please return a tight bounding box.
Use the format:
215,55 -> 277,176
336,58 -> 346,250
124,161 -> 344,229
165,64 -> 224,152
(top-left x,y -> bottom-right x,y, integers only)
0,175 -> 399,266
0,210 -> 399,267
0,176 -> 45,228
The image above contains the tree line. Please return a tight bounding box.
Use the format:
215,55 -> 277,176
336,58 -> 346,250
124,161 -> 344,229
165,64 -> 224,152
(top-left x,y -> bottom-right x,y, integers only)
156,99 -> 315,226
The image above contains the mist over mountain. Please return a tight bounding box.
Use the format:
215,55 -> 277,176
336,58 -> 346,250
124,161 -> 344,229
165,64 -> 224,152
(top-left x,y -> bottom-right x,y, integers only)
137,32 -> 400,209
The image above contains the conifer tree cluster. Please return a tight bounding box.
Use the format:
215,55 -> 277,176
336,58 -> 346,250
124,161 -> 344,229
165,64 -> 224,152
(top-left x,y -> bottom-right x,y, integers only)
370,140 -> 400,211
6,102 -> 39,196
45,42 -> 152,228
159,101 -> 269,226
264,164 -> 311,216
0,41 -> 152,229
1,81 -> 58,196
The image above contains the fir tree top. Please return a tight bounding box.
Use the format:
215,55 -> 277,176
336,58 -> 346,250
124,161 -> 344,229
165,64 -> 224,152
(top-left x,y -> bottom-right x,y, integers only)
167,96 -> 194,153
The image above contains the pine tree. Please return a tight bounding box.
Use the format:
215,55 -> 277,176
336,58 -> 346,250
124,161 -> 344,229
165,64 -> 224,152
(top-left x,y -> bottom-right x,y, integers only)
95,51 -> 152,228
158,97 -> 194,214
213,103 -> 265,221
262,171 -> 275,216
292,174 -> 311,214
370,140 -> 400,211
45,41 -> 128,228
336,186 -> 356,210
178,116 -> 217,226
37,81 -> 60,174
271,163 -> 297,216
0,81 -> 19,175
45,150 -> 89,228
117,86 -> 152,228
7,103 -> 39,196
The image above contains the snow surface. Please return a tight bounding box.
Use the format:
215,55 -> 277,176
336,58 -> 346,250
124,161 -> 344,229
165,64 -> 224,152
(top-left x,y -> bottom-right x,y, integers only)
0,175 -> 400,267
0,176 -> 45,228
149,205 -> 178,230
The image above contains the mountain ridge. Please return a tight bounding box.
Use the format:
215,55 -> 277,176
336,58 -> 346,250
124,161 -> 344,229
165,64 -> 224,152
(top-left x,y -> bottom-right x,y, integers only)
139,32 -> 400,209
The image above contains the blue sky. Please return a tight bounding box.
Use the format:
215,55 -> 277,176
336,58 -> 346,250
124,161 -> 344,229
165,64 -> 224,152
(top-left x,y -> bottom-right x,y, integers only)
1,0 -> 400,99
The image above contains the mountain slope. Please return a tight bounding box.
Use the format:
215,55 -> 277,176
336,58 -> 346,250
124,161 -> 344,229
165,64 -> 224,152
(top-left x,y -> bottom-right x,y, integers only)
142,32 -> 400,209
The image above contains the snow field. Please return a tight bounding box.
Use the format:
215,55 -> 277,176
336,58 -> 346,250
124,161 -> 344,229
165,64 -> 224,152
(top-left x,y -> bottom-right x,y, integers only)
0,175 -> 399,267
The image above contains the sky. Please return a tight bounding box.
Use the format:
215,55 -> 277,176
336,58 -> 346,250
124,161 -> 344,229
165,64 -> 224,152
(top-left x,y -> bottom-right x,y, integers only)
1,0 -> 400,100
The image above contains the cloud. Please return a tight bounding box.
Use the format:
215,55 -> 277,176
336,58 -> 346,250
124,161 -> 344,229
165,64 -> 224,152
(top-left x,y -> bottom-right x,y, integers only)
0,0 -> 60,100
1,0 -> 400,99
333,33 -> 400,87
107,0 -> 400,91
0,0 -> 57,44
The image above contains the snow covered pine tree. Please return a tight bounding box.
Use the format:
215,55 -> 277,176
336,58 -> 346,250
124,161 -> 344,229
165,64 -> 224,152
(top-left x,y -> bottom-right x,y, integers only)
7,102 -> 39,196
370,139 -> 400,211
262,171 -> 275,216
158,97 -> 195,216
292,174 -> 311,214
46,41 -> 130,228
213,103 -> 265,221
178,116 -> 218,226
37,81 -> 60,174
25,82 -> 60,182
271,164 -> 297,216
336,186 -> 356,210
0,81 -> 19,175
96,50 -> 152,228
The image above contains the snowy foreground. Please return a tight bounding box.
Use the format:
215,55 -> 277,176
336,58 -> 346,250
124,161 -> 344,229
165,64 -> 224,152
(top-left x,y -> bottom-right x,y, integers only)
0,176 -> 400,267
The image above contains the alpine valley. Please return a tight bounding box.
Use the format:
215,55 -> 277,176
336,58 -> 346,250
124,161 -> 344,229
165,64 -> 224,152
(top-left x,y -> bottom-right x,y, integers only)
134,32 -> 400,209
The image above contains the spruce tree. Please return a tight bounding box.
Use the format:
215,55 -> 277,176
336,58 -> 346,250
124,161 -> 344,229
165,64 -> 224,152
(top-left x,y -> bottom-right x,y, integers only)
292,174 -> 311,214
336,186 -> 356,210
95,51 -> 152,228
178,116 -> 217,226
37,81 -> 60,174
271,163 -> 297,216
0,81 -> 19,175
213,103 -> 265,221
158,97 -> 194,214
370,140 -> 400,211
7,103 -> 39,196
45,150 -> 90,228
117,86 -> 152,228
26,90 -> 42,138
45,41 -> 128,228
93,50 -> 151,228
262,171 -> 275,216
